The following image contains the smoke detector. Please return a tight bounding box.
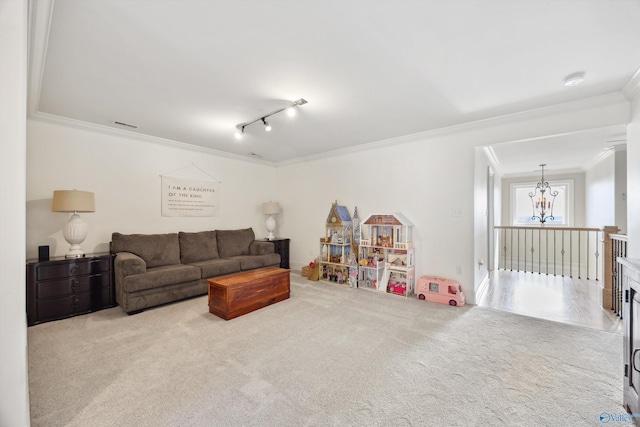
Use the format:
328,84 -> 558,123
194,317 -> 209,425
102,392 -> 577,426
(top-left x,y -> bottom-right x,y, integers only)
563,72 -> 585,87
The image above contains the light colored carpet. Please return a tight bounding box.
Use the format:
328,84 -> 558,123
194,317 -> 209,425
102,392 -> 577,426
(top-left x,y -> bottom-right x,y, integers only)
28,273 -> 624,426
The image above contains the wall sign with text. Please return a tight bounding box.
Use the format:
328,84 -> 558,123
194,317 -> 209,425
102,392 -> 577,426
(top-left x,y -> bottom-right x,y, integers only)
161,176 -> 220,217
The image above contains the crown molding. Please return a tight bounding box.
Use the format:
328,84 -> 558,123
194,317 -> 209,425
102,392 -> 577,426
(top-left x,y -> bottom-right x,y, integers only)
482,146 -> 502,176
27,0 -> 54,117
30,92 -> 628,169
500,168 -> 586,180
276,92 -> 629,167
623,67 -> 640,100
29,112 -> 274,166
583,146 -> 615,171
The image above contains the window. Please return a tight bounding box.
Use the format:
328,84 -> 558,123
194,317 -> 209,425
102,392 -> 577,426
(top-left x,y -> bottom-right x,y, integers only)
511,180 -> 573,226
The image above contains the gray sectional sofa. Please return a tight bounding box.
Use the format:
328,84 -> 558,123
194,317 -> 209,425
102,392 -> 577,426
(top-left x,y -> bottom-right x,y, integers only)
111,228 -> 280,314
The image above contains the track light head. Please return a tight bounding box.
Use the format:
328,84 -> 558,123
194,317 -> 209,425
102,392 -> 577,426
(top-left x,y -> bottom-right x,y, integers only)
262,118 -> 271,132
286,106 -> 296,117
234,125 -> 244,140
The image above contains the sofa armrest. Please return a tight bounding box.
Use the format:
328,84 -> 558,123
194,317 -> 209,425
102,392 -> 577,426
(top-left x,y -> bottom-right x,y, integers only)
114,252 -> 147,277
249,240 -> 275,256
113,252 -> 147,307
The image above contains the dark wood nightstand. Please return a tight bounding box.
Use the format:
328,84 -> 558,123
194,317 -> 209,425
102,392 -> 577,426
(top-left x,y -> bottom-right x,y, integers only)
26,253 -> 115,326
264,238 -> 290,269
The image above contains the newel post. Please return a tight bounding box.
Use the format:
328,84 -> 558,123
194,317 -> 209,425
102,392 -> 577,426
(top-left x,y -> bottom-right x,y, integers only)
602,225 -> 620,310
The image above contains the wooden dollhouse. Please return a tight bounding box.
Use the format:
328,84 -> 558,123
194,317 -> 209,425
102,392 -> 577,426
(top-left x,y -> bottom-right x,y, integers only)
358,213 -> 415,297
319,201 -> 353,285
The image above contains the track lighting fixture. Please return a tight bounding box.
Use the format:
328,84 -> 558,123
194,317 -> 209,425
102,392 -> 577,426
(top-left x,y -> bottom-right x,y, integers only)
235,98 -> 307,138
234,126 -> 245,140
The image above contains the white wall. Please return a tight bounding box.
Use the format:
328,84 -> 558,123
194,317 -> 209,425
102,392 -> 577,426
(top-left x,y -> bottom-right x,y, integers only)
585,153 -> 615,228
583,147 -> 627,234
26,120 -> 278,259
473,147 -> 493,295
499,150 -> 624,233
501,172 -> 586,227
276,134 -> 477,301
0,0 -> 30,425
489,165 -> 503,271
615,148 -> 628,234
629,93 -> 640,258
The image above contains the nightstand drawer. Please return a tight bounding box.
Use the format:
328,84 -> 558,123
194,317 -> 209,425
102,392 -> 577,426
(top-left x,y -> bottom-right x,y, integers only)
36,287 -> 112,323
36,273 -> 111,299
37,258 -> 110,281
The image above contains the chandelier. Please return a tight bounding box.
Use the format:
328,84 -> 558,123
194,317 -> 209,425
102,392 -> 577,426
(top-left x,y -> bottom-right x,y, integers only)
529,164 -> 558,225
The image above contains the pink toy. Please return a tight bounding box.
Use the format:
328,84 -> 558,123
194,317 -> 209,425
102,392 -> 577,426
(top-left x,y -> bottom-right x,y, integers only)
387,281 -> 407,296
416,275 -> 465,306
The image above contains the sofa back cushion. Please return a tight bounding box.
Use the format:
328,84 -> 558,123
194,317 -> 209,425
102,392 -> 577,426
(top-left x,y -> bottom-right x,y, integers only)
216,228 -> 255,258
179,231 -> 219,264
111,232 -> 180,268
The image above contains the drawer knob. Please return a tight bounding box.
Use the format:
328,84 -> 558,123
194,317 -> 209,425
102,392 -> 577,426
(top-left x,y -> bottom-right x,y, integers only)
71,279 -> 79,291
70,266 -> 80,275
71,297 -> 80,309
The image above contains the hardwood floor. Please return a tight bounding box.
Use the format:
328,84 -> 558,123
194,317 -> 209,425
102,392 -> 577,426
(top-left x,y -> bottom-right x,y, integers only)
477,269 -> 622,334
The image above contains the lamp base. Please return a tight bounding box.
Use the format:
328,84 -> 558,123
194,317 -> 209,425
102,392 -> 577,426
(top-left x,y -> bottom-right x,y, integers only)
65,243 -> 85,258
265,215 -> 276,241
63,213 -> 88,259
65,251 -> 85,259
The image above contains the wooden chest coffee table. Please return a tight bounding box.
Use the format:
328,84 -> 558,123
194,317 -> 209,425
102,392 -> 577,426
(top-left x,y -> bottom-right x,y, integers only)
207,267 -> 290,320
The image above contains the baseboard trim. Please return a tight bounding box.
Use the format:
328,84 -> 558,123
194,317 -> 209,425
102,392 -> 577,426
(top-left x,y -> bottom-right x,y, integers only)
474,271 -> 490,304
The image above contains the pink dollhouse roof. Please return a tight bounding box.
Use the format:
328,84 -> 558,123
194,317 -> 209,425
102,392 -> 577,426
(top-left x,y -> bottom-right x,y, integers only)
363,213 -> 413,226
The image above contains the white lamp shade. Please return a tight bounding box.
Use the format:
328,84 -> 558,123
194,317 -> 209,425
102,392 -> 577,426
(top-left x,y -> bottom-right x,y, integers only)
52,190 -> 95,212
262,202 -> 281,215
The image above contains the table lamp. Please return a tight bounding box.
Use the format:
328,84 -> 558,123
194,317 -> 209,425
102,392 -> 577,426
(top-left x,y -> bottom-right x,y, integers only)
52,190 -> 96,258
261,201 -> 281,240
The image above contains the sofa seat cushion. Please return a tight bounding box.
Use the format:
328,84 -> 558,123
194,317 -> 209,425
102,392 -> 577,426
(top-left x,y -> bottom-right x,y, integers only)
216,228 -> 255,258
112,232 -> 181,268
230,253 -> 281,271
189,258 -> 241,279
179,231 -> 219,264
123,264 -> 201,293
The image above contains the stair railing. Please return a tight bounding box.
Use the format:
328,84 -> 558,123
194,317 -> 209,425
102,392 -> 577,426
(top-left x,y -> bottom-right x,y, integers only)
494,226 -> 604,281
608,233 -> 628,317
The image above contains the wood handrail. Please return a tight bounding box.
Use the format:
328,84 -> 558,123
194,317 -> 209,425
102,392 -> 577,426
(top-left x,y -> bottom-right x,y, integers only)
610,234 -> 628,242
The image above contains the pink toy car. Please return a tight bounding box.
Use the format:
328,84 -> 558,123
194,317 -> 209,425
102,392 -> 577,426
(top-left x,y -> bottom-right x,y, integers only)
387,281 -> 407,296
416,275 -> 465,306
